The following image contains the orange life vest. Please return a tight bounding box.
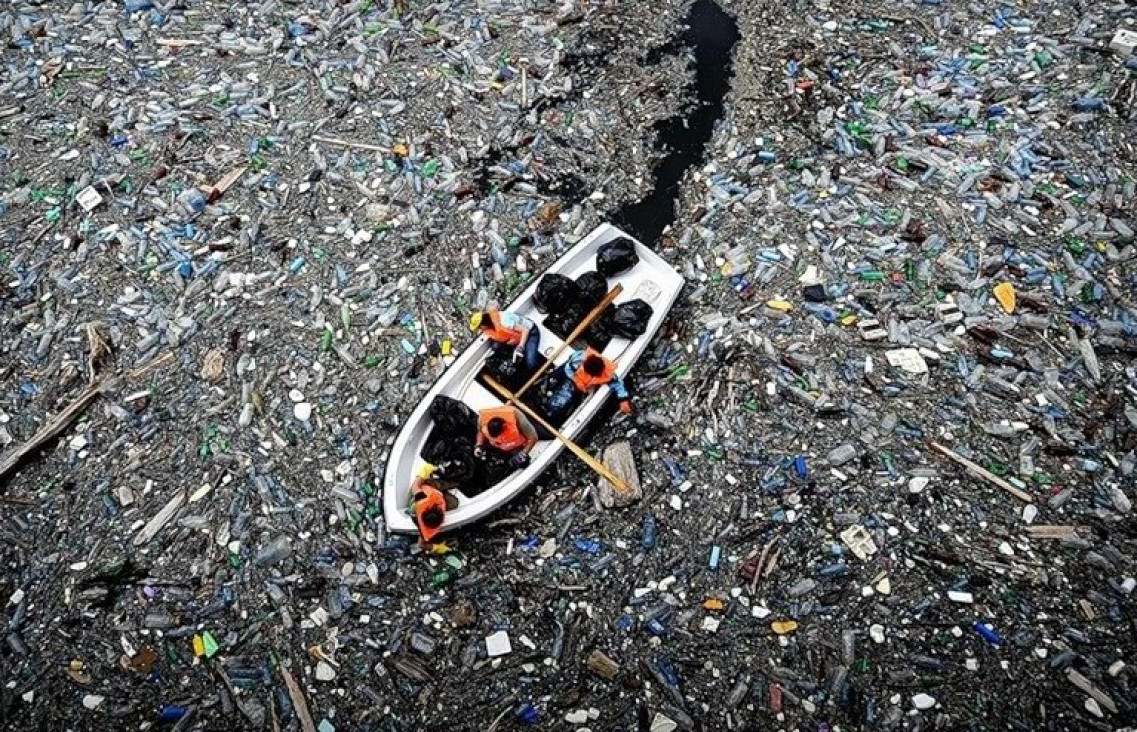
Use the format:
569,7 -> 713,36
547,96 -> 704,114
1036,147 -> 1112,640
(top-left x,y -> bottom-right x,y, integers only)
571,348 -> 616,392
413,485 -> 447,542
484,310 -> 522,346
478,406 -> 526,452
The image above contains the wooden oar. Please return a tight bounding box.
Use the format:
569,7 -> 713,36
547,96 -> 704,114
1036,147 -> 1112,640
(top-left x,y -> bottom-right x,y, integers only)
485,376 -> 630,494
509,284 -> 623,403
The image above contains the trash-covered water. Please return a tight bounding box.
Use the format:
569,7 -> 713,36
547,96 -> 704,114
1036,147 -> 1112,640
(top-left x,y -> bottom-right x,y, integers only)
2,0 -> 1136,729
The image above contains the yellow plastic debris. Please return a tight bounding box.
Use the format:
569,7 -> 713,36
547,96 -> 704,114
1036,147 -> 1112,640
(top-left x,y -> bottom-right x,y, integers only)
391,142 -> 409,157
703,598 -> 725,612
766,299 -> 793,313
441,339 -> 452,356
192,634 -> 205,657
839,314 -> 857,326
427,542 -> 452,555
771,620 -> 799,635
993,282 -> 1016,314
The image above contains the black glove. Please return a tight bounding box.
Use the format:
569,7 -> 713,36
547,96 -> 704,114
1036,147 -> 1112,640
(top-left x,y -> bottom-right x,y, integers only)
509,452 -> 530,469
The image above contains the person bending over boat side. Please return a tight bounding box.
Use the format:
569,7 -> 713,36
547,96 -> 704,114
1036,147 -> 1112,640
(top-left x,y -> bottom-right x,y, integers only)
469,304 -> 541,370
408,463 -> 459,546
539,347 -> 633,426
474,405 -> 539,470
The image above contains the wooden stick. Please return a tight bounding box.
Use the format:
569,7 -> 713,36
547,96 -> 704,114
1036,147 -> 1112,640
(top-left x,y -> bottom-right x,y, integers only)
1024,525 -> 1080,539
0,381 -> 108,481
0,352 -> 174,482
509,284 -> 623,403
281,667 -> 317,732
929,441 -> 1034,503
484,376 -> 630,494
749,537 -> 778,597
311,135 -> 391,153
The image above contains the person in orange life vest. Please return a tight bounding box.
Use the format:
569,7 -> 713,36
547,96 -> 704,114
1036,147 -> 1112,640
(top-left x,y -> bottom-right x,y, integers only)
408,463 -> 458,545
543,347 -> 632,422
474,405 -> 540,469
469,305 -> 541,370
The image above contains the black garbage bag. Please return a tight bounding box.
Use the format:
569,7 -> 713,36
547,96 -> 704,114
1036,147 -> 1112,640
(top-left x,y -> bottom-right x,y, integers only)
583,306 -> 615,350
483,350 -> 527,392
421,395 -> 478,482
481,452 -> 516,487
427,395 -> 477,439
421,436 -> 477,483
534,274 -> 581,314
802,283 -> 828,302
610,299 -> 653,339
543,304 -> 586,340
575,271 -> 608,308
595,237 -> 639,277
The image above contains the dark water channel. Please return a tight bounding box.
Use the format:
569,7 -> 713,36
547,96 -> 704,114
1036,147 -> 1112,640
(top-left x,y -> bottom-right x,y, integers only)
612,0 -> 741,245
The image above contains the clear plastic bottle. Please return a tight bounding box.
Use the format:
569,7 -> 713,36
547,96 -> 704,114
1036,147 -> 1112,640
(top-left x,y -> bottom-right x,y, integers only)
254,536 -> 292,567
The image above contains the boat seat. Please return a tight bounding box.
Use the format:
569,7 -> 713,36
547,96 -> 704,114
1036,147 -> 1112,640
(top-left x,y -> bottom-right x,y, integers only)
459,379 -> 505,412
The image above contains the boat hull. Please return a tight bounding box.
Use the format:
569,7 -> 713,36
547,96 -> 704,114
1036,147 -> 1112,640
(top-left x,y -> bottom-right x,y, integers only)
382,223 -> 684,534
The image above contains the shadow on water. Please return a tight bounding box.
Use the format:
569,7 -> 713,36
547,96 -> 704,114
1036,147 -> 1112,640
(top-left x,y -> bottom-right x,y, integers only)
612,0 -> 740,247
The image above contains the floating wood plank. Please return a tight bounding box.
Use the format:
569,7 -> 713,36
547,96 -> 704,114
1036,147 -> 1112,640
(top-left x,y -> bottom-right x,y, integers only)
132,491 -> 186,546
281,668 -> 317,732
596,440 -> 641,508
0,352 -> 176,480
1066,668 -> 1118,714
585,649 -> 620,679
0,380 -> 109,481
1023,525 -> 1080,540
209,165 -> 248,198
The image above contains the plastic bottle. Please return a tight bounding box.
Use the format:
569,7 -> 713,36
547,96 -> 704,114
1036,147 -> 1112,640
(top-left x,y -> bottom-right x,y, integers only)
641,515 -> 657,550
973,621 -> 1004,646
516,703 -> 539,725
176,188 -> 206,216
826,444 -> 857,466
158,706 -> 188,722
254,536 -> 292,567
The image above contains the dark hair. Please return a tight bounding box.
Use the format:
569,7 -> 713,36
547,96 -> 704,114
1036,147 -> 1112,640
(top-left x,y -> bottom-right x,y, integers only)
421,507 -> 444,529
486,417 -> 506,436
477,311 -> 492,329
583,355 -> 605,376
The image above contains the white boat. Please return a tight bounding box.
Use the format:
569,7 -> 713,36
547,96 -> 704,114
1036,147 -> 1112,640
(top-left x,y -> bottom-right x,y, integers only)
382,223 -> 684,535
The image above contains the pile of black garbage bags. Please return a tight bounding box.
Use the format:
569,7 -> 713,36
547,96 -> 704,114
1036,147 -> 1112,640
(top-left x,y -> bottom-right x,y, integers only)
533,237 -> 654,348
420,396 -> 515,495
